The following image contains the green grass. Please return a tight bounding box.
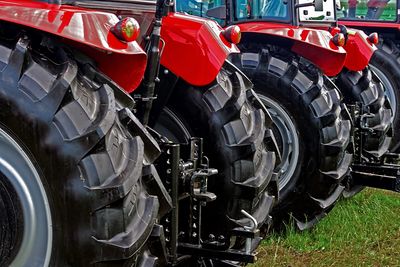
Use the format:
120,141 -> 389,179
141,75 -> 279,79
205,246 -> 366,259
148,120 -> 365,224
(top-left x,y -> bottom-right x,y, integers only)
251,189 -> 400,267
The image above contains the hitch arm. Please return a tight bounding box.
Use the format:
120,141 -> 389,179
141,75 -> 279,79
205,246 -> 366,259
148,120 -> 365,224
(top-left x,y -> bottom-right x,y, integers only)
140,0 -> 172,125
351,164 -> 400,193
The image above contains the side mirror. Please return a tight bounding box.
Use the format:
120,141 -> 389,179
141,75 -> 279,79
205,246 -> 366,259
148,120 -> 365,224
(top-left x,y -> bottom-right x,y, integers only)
297,0 -> 335,22
314,0 -> 323,11
295,0 -> 324,11
336,0 -> 341,10
206,5 -> 227,19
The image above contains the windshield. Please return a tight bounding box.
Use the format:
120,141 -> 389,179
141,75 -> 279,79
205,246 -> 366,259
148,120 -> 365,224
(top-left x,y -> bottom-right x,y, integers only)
235,0 -> 289,20
175,0 -> 290,23
337,0 -> 397,21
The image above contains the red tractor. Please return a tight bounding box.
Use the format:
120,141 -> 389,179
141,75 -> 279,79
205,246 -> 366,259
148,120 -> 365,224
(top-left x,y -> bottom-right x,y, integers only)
0,0 -> 278,266
337,0 -> 400,153
176,0 -> 399,229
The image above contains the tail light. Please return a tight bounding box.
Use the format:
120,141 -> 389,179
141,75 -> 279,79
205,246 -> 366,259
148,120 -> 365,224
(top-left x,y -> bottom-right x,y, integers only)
222,25 -> 241,44
111,17 -> 140,42
331,33 -> 345,47
367,32 -> 379,45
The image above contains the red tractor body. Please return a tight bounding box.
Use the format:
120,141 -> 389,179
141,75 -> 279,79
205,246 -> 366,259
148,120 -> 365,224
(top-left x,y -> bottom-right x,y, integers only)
335,0 -> 400,72
66,0 -> 241,87
238,22 -> 347,76
0,0 -> 147,92
160,13 -> 239,86
340,20 -> 400,31
239,22 -> 378,75
341,29 -> 377,71
2,0 -> 239,92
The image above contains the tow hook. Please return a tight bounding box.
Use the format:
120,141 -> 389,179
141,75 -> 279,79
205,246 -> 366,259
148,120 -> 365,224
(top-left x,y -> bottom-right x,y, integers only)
241,209 -> 258,254
360,112 -> 375,132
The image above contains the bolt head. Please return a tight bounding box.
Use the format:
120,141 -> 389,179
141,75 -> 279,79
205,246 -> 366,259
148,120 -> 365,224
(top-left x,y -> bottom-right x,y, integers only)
208,234 -> 215,241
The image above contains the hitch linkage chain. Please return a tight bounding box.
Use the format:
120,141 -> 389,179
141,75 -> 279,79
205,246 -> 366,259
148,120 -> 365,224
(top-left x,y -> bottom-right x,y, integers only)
348,103 -> 400,193
159,137 -> 260,265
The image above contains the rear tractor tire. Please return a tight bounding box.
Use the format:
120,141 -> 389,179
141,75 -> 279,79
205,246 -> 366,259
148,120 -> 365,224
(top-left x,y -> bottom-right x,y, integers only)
0,34 -> 159,266
233,45 -> 353,230
371,42 -> 400,152
336,67 -> 393,197
155,62 -> 277,250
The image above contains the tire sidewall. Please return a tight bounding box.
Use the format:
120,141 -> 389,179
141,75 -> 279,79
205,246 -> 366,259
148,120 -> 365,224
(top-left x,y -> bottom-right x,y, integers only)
0,123 -> 55,267
255,91 -> 305,202
254,84 -> 319,209
370,48 -> 400,152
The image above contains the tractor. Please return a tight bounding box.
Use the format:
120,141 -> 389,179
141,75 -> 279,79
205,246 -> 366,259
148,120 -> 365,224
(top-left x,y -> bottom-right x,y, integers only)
337,0 -> 400,153
0,0 -> 278,266
175,0 -> 399,229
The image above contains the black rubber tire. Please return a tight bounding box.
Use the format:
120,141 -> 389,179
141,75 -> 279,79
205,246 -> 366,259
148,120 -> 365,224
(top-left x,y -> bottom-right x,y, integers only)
164,62 -> 277,244
371,43 -> 400,152
336,67 -> 393,159
335,66 -> 393,198
0,35 -> 159,266
232,45 -> 353,230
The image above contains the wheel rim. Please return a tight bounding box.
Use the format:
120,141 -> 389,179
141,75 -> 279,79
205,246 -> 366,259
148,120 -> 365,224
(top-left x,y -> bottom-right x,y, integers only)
259,95 -> 300,191
154,107 -> 192,144
370,64 -> 397,117
0,127 -> 52,267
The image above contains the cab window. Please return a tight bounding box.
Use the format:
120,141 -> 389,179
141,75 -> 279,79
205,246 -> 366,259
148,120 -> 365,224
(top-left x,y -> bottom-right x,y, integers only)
337,0 -> 397,21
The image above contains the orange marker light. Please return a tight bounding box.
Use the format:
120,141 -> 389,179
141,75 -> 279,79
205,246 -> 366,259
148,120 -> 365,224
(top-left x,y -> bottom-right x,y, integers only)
111,17 -> 140,42
331,33 -> 345,47
222,25 -> 242,44
368,32 -> 379,45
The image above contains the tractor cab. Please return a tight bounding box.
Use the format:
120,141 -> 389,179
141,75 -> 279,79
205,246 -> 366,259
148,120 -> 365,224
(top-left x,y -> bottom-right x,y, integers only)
176,0 -> 337,26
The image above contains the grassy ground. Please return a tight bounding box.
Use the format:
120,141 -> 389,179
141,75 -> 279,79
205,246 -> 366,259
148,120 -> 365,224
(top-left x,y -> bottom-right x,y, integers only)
251,189 -> 400,267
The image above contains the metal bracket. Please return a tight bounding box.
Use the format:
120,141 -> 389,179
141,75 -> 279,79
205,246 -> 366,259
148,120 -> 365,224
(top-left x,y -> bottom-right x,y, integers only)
359,112 -> 375,132
158,137 -> 261,265
241,210 -> 258,254
351,163 -> 400,193
177,243 -> 256,263
347,101 -> 400,194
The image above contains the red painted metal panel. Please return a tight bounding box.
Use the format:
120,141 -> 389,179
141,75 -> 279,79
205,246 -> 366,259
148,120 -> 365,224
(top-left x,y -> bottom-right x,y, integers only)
238,22 -> 347,76
160,13 -> 239,86
343,29 -> 377,71
339,20 -> 400,30
0,0 -> 147,92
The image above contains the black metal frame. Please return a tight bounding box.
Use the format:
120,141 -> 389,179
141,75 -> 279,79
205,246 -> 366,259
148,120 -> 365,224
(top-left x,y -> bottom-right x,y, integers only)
155,137 -> 260,265
351,164 -> 400,193
347,103 -> 400,194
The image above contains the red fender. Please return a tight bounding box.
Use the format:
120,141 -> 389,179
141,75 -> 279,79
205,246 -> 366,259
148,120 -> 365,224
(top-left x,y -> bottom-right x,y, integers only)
342,29 -> 377,72
339,20 -> 400,30
238,22 -> 347,76
160,13 -> 239,86
0,0 -> 147,93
